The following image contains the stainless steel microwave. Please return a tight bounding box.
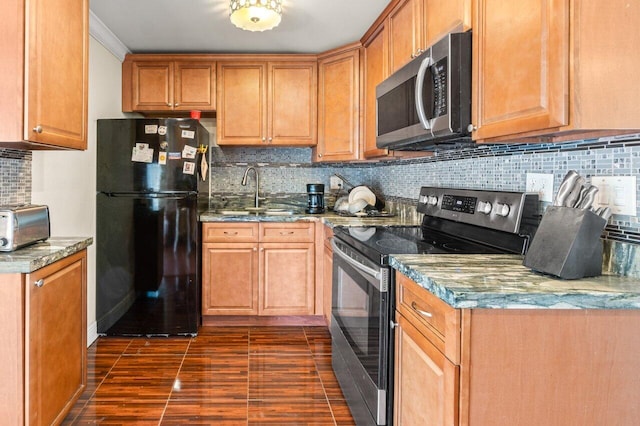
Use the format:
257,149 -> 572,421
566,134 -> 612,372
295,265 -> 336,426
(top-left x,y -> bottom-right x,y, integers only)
376,31 -> 472,151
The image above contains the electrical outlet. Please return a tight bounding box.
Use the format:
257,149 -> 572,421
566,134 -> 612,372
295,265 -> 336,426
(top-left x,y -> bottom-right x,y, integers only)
330,176 -> 343,190
526,173 -> 554,202
591,176 -> 637,216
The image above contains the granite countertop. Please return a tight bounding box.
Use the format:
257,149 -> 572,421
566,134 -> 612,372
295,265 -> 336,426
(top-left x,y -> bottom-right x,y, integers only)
0,237 -> 93,274
390,254 -> 640,310
199,209 -> 421,227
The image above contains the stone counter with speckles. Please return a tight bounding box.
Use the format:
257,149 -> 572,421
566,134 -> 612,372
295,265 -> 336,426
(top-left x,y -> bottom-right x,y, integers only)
0,238 -> 93,274
199,209 -> 421,227
390,254 -> 640,310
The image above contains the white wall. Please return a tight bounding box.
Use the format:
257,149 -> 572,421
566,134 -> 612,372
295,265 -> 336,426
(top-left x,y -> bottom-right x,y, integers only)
31,36 -> 127,345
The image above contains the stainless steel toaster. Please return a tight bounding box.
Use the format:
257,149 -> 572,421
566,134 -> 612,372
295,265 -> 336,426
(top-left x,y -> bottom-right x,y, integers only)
0,205 -> 50,252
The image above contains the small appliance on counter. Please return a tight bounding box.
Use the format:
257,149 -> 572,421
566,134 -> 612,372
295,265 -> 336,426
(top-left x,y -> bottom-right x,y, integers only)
0,204 -> 50,252
524,170 -> 611,279
306,183 -> 325,214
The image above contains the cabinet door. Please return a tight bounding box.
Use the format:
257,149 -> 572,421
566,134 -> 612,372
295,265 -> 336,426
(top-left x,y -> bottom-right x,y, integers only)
268,62 -> 317,146
131,61 -> 174,111
26,251 -> 87,426
394,312 -> 458,426
388,0 -> 422,74
217,62 -> 267,145
363,24 -> 389,158
174,61 -> 216,111
26,0 -> 88,149
317,47 -> 361,162
260,242 -> 315,316
202,242 -> 259,315
472,0 -> 569,141
423,0 -> 472,47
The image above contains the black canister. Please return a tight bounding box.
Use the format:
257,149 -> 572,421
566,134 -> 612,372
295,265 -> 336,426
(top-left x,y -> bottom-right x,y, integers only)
306,183 -> 325,214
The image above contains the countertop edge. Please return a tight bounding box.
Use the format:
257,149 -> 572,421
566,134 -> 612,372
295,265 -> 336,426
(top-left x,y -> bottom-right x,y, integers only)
389,254 -> 640,310
0,237 -> 93,274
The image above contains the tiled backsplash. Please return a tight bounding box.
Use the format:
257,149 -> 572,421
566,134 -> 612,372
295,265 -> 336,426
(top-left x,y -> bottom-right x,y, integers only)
3,133 -> 639,275
0,148 -> 32,206
210,133 -> 640,249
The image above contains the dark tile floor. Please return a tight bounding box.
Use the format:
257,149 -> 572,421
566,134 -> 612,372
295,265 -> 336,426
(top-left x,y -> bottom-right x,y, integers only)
63,326 -> 355,425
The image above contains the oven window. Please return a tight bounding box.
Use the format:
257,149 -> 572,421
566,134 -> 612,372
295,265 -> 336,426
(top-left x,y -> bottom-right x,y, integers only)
332,258 -> 386,386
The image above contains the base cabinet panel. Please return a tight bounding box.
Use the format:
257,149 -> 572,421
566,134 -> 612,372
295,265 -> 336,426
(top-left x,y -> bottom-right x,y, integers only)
202,243 -> 259,315
0,250 -> 87,425
202,223 -> 316,318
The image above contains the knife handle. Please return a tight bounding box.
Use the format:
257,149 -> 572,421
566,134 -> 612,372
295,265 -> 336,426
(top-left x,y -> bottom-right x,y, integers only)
577,186 -> 599,210
562,176 -> 586,208
553,170 -> 579,206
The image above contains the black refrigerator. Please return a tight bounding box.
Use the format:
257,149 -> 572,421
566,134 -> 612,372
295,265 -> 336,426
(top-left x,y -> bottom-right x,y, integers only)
96,118 -> 207,336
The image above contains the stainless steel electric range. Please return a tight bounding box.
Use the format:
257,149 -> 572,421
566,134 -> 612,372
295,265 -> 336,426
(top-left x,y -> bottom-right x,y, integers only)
330,187 -> 540,425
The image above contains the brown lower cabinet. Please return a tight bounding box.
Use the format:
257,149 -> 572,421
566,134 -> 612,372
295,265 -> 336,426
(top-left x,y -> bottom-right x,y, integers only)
394,272 -> 640,426
0,250 -> 87,425
202,222 -> 315,317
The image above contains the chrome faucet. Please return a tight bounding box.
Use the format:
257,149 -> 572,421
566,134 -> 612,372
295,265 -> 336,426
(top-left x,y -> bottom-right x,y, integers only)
241,166 -> 260,208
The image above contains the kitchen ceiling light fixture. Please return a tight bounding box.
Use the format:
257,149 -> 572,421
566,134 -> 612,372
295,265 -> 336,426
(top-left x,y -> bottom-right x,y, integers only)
230,0 -> 283,32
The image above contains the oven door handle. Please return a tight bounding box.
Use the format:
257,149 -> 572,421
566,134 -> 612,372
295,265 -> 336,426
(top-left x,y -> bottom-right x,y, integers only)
331,238 -> 382,281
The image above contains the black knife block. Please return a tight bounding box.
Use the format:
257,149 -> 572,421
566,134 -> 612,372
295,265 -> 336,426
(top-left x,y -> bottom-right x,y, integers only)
523,206 -> 607,279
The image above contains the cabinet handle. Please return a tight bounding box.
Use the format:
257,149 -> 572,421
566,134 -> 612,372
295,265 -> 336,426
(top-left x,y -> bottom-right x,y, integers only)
34,279 -> 44,288
174,102 -> 180,107
390,320 -> 399,329
318,153 -> 323,158
32,125 -> 43,134
279,231 -> 295,235
223,231 -> 238,236
167,102 -> 172,107
268,137 -> 273,143
467,124 -> 477,132
411,301 -> 432,318
262,137 -> 266,143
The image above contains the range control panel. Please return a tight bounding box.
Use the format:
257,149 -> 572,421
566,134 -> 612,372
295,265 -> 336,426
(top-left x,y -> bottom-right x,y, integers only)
417,187 -> 539,234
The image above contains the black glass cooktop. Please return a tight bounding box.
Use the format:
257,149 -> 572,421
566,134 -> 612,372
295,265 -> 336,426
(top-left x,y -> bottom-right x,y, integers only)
333,225 -> 505,266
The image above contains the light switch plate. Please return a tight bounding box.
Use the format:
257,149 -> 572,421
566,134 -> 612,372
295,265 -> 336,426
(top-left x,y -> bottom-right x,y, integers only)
591,176 -> 637,216
525,173 -> 554,202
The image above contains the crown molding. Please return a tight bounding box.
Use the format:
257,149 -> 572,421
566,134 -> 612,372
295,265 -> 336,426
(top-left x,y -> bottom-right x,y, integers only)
89,10 -> 130,62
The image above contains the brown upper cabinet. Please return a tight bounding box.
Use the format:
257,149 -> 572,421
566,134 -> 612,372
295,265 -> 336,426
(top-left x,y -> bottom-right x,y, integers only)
471,0 -> 640,142
122,56 -> 216,113
362,23 -> 390,159
315,44 -> 362,162
1,0 -> 88,150
216,59 -> 317,146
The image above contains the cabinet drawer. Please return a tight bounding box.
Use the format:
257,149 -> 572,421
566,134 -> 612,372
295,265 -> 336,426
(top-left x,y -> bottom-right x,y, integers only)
396,272 -> 461,363
260,222 -> 314,242
202,223 -> 259,242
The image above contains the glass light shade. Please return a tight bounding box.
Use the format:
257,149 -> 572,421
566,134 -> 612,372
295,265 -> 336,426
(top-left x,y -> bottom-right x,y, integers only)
230,0 -> 282,32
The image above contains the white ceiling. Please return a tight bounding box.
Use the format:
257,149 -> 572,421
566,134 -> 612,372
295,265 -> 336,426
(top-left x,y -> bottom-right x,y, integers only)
89,0 -> 391,54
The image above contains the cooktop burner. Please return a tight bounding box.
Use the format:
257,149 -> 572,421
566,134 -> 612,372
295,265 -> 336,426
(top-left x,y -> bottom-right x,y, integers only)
334,225 -> 504,265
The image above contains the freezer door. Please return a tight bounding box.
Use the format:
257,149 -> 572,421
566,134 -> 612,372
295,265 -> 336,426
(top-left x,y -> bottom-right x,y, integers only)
96,192 -> 199,335
97,118 -> 207,193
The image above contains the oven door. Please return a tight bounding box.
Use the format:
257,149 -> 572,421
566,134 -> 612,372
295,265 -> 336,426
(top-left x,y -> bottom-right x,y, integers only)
330,237 -> 390,425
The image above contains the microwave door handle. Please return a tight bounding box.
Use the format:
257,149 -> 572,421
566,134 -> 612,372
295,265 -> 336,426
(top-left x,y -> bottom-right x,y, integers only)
415,55 -> 434,130
331,238 -> 382,281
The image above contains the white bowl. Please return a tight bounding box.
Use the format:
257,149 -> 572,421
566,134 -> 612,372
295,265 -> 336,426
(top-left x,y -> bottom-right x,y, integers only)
347,198 -> 369,214
348,186 -> 376,206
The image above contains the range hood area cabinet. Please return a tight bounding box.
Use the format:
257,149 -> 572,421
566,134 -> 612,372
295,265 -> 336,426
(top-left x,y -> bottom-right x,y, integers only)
122,55 -> 216,113
1,0 -> 88,150
216,58 -> 318,147
471,0 -> 640,143
360,0 -> 472,159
